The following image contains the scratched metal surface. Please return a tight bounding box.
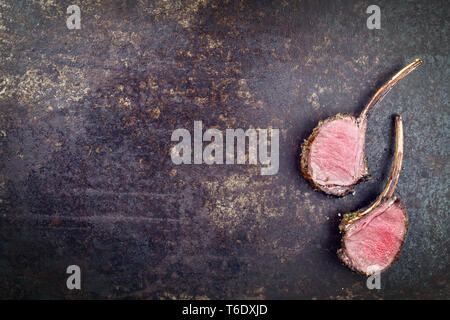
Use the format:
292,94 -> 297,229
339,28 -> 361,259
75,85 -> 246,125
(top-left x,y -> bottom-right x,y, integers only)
0,0 -> 448,299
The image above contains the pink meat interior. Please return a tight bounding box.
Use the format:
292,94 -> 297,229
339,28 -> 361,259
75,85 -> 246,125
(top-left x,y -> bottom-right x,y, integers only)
308,117 -> 365,187
343,200 -> 407,274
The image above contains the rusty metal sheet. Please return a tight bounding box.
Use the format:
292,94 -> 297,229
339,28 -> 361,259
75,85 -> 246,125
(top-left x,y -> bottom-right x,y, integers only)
0,0 -> 448,299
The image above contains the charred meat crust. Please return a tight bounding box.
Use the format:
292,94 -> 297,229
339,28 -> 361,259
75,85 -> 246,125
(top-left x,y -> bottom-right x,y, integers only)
337,198 -> 408,276
300,113 -> 369,197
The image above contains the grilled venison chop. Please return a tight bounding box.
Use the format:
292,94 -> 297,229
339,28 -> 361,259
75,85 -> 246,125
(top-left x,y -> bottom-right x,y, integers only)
301,59 -> 422,196
338,115 -> 407,275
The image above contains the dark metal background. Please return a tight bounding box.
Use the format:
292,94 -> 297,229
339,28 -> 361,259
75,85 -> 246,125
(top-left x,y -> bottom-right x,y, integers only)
0,0 -> 448,299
